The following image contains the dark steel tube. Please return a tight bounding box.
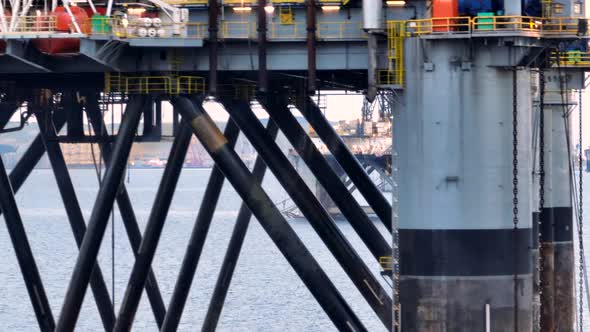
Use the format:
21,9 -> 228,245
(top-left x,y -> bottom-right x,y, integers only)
2,112 -> 66,206
208,0 -> 219,96
202,120 -> 278,332
56,96 -> 144,332
155,98 -> 162,137
306,0 -> 317,94
114,121 -> 192,331
296,97 -> 392,230
161,118 -> 241,332
223,98 -> 392,328
143,98 -> 154,137
64,91 -> 84,137
0,153 -> 55,331
257,0 -> 268,92
172,96 -> 366,332
0,102 -> 18,128
36,112 -> 116,331
260,98 -> 390,262
85,96 -> 167,327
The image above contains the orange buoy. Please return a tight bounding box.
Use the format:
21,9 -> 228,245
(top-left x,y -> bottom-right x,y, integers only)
33,6 -> 90,54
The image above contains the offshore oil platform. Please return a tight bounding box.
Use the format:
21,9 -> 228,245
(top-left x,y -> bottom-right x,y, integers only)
0,0 -> 588,330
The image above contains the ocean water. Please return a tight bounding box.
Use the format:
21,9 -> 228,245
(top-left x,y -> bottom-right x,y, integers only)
2,168 -> 589,331
0,168 -> 390,331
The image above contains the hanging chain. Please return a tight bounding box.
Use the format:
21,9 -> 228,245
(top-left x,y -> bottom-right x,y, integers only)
538,69 -> 546,332
512,68 -> 520,332
578,89 -> 584,330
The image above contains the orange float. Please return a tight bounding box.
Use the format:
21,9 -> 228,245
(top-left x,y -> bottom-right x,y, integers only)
33,6 -> 90,54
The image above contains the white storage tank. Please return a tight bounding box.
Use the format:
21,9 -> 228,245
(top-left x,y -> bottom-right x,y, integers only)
362,0 -> 384,31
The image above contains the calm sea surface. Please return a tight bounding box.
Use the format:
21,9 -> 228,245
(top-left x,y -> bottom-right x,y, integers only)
3,168 -> 590,331
0,168 -> 390,331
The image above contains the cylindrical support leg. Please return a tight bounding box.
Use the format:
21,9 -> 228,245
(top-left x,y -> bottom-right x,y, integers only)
0,155 -> 55,331
397,40 -> 533,331
545,70 -> 575,331
296,96 -> 392,230
64,90 -> 84,138
306,0 -> 316,94
161,119 -> 241,332
172,96 -> 366,332
114,121 -> 192,331
56,96 -> 145,332
202,119 -> 278,332
36,111 -> 116,331
208,0 -> 219,96
259,97 -> 391,263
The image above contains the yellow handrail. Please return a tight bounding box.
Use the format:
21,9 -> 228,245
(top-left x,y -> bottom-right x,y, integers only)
316,21 -> 365,39
105,73 -> 206,95
551,51 -> 590,66
379,256 -> 393,271
268,22 -> 306,39
1,15 -> 58,34
220,20 -> 255,39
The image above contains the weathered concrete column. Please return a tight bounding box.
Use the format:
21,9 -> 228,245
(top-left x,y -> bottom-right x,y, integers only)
396,38 -> 533,331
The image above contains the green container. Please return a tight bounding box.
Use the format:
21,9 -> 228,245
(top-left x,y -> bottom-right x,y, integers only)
476,12 -> 494,31
92,15 -> 111,33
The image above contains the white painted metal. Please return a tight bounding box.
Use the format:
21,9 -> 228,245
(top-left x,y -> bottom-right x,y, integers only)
105,0 -> 113,16
0,0 -> 8,32
544,71 -> 573,208
485,303 -> 491,332
504,0 -> 522,16
397,39 -> 533,230
9,0 -> 20,31
61,0 -> 81,33
87,0 -> 97,15
362,0 -> 383,30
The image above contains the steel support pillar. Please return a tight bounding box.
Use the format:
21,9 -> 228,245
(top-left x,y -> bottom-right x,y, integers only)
306,0 -> 316,93
56,96 -> 145,331
114,121 -> 192,331
398,40 -> 533,331
0,150 -> 55,331
172,96 -> 366,331
64,90 -> 84,138
222,98 -> 392,328
208,0 -> 219,96
544,70 -> 574,331
259,96 -> 390,262
0,112 -> 66,209
86,95 -> 167,327
202,119 -> 278,332
161,118 -> 241,332
0,102 -> 18,128
296,96 -> 392,230
36,110 -> 116,331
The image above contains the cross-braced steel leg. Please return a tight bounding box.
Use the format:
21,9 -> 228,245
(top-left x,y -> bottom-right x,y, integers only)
221,98 -> 392,329
202,119 -> 279,331
0,113 -> 66,219
85,94 -> 167,327
296,96 -> 392,230
56,96 -> 145,331
161,118 -> 240,332
172,96 -> 366,331
0,102 -> 19,128
259,96 -> 390,263
114,120 -> 192,331
36,109 -> 116,331
0,151 -> 55,331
